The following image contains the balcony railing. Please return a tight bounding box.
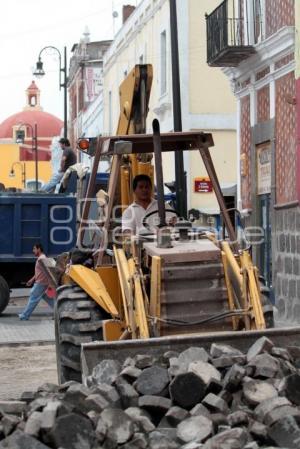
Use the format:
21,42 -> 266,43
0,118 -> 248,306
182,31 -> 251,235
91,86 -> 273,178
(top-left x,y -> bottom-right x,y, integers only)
206,0 -> 256,67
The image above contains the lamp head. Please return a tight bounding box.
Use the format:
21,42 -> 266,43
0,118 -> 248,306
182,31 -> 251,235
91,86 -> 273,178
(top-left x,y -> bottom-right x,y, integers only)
33,59 -> 45,79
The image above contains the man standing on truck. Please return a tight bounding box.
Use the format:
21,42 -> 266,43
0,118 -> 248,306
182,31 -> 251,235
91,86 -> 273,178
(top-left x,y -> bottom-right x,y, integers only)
41,138 -> 77,193
19,243 -> 54,320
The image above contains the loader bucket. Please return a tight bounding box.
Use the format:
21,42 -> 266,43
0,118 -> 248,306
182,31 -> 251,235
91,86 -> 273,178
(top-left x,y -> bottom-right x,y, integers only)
81,326 -> 300,380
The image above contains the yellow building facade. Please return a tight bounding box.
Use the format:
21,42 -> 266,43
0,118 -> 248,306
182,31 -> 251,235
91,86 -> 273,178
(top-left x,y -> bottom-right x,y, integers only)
0,81 -> 63,191
103,0 -> 237,214
0,143 -> 52,190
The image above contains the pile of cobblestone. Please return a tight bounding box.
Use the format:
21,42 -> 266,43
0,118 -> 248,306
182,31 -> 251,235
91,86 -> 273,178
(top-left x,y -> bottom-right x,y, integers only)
1,336 -> 300,448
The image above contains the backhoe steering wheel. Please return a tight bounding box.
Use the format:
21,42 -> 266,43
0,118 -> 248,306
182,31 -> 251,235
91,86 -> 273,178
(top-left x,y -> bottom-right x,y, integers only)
142,209 -> 181,230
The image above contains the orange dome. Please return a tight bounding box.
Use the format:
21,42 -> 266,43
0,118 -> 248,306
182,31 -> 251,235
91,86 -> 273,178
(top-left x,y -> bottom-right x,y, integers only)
0,110 -> 63,139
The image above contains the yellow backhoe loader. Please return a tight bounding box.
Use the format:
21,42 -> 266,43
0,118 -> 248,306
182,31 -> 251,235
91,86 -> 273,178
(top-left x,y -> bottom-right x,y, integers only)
49,65 -> 278,384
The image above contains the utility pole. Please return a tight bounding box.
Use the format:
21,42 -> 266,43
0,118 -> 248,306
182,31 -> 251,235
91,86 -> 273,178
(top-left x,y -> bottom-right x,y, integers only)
169,0 -> 187,218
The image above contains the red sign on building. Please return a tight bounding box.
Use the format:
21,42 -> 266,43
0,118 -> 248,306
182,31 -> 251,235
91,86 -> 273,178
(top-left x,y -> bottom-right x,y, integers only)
194,177 -> 213,193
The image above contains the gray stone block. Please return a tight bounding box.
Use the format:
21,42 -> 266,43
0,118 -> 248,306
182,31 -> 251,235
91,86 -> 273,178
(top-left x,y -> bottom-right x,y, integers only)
227,410 -> 249,427
95,417 -> 107,443
188,361 -> 221,385
125,407 -> 155,433
286,235 -> 291,253
161,406 -> 189,427
134,355 -> 155,370
121,432 -> 148,449
168,357 -> 184,377
249,420 -> 269,444
135,366 -> 169,396
120,366 -> 142,383
20,391 -> 36,404
279,234 -> 285,252
267,415 -> 300,448
247,353 -> 280,378
243,378 -> 278,406
1,414 -> 21,437
39,401 -> 61,432
202,427 -> 249,449
212,354 -> 246,368
289,279 -> 297,298
244,443 -> 259,449
271,346 -> 292,361
291,235 -> 296,252
293,256 -> 299,275
46,412 -> 94,449
0,401 -> 26,416
176,415 -> 213,444
264,404 -> 300,426
254,396 -> 291,422
209,413 -> 229,431
100,408 -> 134,445
114,378 -> 139,409
223,364 -> 246,392
92,383 -> 120,406
210,343 -> 243,359
0,429 -> 51,449
178,347 -> 209,369
147,430 -> 179,449
246,336 -> 274,362
24,411 -> 42,437
283,373 -> 300,405
189,403 -> 210,418
85,393 -> 110,412
138,395 -> 172,424
37,383 -> 59,394
91,360 -> 121,386
202,393 -> 229,414
169,372 -> 206,409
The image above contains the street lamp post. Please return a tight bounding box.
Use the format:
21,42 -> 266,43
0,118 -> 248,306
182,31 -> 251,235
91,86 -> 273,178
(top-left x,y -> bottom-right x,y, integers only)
16,123 -> 38,191
33,46 -> 68,139
9,162 -> 26,188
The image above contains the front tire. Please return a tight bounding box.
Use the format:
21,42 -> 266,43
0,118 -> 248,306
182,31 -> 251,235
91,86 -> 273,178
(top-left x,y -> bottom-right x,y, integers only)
55,284 -> 109,384
0,275 -> 10,314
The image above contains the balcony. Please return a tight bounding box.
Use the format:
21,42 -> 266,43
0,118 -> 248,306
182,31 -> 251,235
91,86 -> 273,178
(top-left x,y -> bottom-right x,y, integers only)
206,0 -> 256,67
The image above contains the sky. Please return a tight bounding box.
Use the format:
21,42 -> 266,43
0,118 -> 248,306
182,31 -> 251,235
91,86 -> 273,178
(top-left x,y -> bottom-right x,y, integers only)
0,0 -> 137,124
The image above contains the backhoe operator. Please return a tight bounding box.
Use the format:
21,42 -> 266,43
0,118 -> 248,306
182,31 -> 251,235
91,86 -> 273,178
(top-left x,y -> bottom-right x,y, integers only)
122,174 -> 175,235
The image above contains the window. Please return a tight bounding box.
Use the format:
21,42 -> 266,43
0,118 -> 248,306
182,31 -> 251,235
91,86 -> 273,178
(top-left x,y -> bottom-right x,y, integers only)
160,30 -> 167,95
244,0 -> 265,45
15,129 -> 25,144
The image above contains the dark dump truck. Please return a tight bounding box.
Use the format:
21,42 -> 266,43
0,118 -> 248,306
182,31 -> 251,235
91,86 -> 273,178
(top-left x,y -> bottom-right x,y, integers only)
0,192 -> 77,313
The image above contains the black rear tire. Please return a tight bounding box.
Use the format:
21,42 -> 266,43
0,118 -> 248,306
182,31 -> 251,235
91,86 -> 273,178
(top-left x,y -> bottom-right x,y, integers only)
0,275 -> 10,315
55,284 -> 109,384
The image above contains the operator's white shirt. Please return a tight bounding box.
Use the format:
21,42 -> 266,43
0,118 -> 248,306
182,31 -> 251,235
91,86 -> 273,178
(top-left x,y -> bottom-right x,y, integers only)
122,199 -> 159,235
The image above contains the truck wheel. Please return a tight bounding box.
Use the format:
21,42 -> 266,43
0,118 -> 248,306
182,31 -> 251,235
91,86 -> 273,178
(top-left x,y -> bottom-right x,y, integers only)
0,275 -> 10,314
55,284 -> 109,384
259,280 -> 274,328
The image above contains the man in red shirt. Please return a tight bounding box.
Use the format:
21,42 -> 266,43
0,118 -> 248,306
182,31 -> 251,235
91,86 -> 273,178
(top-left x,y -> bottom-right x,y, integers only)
19,243 -> 54,320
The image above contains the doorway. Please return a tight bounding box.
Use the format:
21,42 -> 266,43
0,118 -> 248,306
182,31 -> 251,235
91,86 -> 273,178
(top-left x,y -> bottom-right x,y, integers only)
258,193 -> 272,287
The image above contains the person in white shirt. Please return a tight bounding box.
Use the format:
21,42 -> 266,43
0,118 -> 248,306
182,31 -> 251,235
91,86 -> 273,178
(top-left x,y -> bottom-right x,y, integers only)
122,174 -> 175,235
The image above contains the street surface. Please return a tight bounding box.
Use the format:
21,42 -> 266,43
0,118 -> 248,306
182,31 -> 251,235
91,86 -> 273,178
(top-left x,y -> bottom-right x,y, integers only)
0,289 -> 57,399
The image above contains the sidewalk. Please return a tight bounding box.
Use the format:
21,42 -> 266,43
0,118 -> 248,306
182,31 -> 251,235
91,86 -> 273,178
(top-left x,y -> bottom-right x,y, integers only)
0,290 -> 55,345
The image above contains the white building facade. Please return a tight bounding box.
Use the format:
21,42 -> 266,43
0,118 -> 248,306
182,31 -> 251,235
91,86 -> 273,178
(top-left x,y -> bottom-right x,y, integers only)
102,0 -> 237,214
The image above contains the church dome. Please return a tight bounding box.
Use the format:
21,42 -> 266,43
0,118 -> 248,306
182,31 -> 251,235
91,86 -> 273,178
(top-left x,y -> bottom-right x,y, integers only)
0,81 -> 63,139
0,110 -> 63,139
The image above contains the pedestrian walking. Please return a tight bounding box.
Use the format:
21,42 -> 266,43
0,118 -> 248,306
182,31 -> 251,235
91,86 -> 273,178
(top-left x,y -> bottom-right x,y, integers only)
19,243 -> 54,320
